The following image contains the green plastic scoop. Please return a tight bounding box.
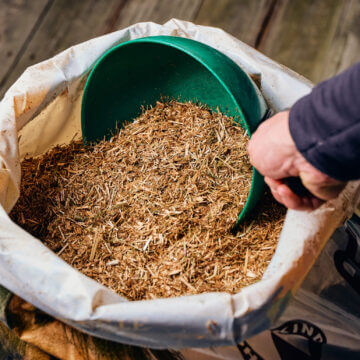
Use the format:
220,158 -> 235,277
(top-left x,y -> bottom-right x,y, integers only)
81,36 -> 267,225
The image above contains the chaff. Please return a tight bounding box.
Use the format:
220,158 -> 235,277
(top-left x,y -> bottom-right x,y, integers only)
11,101 -> 285,301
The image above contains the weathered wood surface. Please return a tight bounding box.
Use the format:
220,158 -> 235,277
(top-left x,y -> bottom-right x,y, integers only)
112,0 -> 202,29
194,0 -> 272,47
258,0 -> 360,83
0,0 -> 127,98
1,0 -> 360,98
319,0 -> 360,80
0,0 -> 49,92
0,0 -> 202,98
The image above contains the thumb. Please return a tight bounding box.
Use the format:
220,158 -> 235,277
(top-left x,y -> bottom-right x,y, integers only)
299,171 -> 346,200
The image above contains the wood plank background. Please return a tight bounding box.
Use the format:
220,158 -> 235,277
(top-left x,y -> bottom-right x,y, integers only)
0,0 -> 359,99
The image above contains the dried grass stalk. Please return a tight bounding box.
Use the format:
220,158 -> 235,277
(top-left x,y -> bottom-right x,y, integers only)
11,101 -> 285,301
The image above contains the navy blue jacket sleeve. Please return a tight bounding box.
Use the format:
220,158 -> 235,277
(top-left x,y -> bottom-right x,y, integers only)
289,62 -> 360,181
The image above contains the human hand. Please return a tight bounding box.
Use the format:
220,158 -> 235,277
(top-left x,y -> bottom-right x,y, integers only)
248,111 -> 346,210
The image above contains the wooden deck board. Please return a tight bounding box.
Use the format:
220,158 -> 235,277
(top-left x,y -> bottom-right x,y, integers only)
0,0 -> 132,98
195,0 -> 272,47
319,0 -> 360,80
258,0 -> 360,82
0,0 -> 49,90
0,0 -> 360,98
111,0 -> 202,29
0,0 -> 202,98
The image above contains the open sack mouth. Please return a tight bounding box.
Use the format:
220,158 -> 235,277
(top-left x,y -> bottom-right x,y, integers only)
10,37 -> 287,302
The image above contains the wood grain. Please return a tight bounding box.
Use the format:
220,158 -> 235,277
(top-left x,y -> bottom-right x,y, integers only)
319,0 -> 360,80
195,0 -> 273,47
0,0 -> 128,98
0,0 -> 50,91
1,0 -> 359,96
258,0 -> 360,82
110,0 -> 202,29
0,0 -> 203,98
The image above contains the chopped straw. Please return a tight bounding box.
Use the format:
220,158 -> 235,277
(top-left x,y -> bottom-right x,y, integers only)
11,101 -> 285,301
